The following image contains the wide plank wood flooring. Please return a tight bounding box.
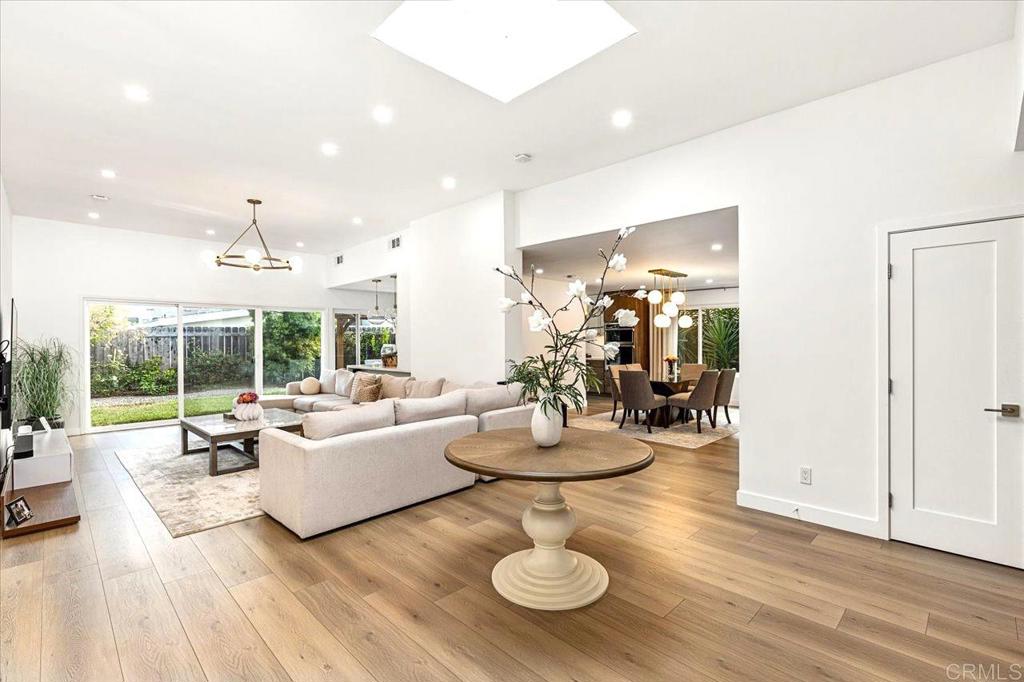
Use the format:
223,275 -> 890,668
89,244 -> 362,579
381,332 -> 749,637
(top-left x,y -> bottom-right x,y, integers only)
1,399 -> 1021,681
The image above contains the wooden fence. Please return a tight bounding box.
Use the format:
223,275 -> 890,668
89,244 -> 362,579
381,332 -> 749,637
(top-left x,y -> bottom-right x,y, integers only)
91,327 -> 252,366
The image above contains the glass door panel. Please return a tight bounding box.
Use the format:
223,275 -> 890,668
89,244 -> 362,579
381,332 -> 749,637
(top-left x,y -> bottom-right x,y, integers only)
677,309 -> 699,364
358,318 -> 395,367
183,306 -> 255,417
262,310 -> 322,395
701,307 -> 740,370
334,313 -> 358,370
88,302 -> 179,427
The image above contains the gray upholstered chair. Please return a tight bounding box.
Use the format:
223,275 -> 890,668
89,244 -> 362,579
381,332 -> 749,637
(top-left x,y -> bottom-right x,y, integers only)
618,370 -> 668,433
667,370 -> 719,433
712,368 -> 737,427
608,363 -> 642,422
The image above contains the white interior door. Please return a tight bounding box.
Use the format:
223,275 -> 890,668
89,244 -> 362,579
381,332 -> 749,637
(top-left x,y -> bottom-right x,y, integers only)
890,217 -> 1022,568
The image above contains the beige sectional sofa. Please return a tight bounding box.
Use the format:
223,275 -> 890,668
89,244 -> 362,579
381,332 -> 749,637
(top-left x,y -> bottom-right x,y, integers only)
258,379 -> 532,538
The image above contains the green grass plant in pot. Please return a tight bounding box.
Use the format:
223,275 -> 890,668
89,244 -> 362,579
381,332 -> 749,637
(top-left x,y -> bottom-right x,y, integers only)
14,337 -> 77,429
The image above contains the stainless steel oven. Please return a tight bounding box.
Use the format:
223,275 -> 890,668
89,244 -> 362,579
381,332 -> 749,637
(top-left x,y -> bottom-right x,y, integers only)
604,326 -> 634,345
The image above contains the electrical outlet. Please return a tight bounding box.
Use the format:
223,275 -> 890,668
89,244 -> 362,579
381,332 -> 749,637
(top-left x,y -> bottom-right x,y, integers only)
799,467 -> 812,485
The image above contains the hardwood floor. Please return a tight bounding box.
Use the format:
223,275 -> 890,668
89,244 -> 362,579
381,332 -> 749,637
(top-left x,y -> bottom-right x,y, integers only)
2,400 -> 1021,681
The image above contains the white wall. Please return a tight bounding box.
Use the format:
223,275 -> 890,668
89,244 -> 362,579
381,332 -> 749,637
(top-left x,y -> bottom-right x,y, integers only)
0,177 -> 12,332
12,216 -> 378,433
516,42 -> 1024,537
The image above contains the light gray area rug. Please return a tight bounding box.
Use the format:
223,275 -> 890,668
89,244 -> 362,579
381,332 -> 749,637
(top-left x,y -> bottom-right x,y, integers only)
116,442 -> 263,537
571,408 -> 739,449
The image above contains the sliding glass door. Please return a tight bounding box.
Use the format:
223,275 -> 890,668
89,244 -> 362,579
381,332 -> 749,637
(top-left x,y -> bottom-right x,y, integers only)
676,306 -> 740,370
262,310 -> 322,395
88,302 -> 180,427
182,307 -> 255,417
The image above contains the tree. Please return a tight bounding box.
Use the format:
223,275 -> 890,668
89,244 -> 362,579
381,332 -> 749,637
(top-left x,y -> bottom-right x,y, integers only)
89,305 -> 129,346
262,311 -> 321,383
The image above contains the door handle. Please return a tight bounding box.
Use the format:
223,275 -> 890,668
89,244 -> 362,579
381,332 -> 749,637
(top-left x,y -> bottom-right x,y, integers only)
984,404 -> 1021,418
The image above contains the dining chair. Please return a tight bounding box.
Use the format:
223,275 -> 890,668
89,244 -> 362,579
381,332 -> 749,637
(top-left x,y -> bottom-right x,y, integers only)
618,370 -> 668,434
679,363 -> 707,383
667,370 -> 719,433
608,363 -> 642,422
712,368 -> 737,427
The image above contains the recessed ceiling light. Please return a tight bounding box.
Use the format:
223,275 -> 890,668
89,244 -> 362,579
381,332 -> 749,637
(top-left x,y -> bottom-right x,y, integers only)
535,268 -> 544,274
90,194 -> 110,201
88,212 -> 100,220
100,169 -> 117,179
705,278 -> 714,284
205,229 -> 216,236
513,153 -> 532,163
710,243 -> 723,252
372,105 -> 394,125
321,142 -> 339,157
611,109 -> 633,128
295,241 -> 304,248
441,176 -> 457,190
123,84 -> 150,102
372,0 -> 636,103
352,216 -> 363,225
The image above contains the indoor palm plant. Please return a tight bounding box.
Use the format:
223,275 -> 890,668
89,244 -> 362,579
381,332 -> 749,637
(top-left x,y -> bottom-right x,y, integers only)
14,337 -> 77,429
497,226 -> 639,446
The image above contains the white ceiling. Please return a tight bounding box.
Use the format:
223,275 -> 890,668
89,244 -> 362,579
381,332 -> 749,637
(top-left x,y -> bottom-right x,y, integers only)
0,1 -> 1015,254
522,207 -> 738,293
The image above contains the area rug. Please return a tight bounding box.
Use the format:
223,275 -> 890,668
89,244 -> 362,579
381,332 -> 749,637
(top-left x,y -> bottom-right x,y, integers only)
571,408 -> 739,449
115,442 -> 263,537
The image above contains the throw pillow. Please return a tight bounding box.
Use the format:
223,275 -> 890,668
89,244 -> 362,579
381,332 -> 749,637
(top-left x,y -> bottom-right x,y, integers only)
302,399 -> 396,440
318,368 -> 337,391
440,380 -> 463,394
465,383 -> 523,417
299,377 -> 321,395
380,374 -> 413,399
405,377 -> 445,398
350,373 -> 383,404
333,369 -> 355,397
394,390 -> 467,425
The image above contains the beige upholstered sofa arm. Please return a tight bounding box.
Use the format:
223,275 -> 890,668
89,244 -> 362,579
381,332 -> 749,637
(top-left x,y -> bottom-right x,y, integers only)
478,404 -> 534,431
285,381 -> 302,395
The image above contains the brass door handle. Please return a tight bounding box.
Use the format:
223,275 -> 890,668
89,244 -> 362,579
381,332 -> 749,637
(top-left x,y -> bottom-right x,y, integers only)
984,404 -> 1021,417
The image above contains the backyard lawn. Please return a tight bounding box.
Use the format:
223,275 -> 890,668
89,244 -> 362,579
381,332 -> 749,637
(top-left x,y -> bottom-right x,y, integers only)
89,388 -> 287,426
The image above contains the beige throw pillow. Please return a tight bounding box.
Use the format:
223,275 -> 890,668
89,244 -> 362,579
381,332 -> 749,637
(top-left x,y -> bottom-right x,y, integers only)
299,377 -> 321,395
318,369 -> 337,392
405,377 -> 444,398
301,399 -> 396,440
394,390 -> 467,425
333,369 -> 355,397
380,374 -> 413,399
351,373 -> 383,404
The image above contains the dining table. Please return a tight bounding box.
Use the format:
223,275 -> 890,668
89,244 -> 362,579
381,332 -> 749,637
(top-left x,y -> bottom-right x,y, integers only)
649,378 -> 694,426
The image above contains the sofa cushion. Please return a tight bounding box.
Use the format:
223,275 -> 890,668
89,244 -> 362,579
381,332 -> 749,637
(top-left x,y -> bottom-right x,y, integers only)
299,377 -> 321,395
311,397 -> 354,412
301,399 -> 396,440
406,377 -> 444,398
352,373 -> 383,404
293,393 -> 339,412
380,374 -> 413,399
319,368 -> 337,390
394,390 -> 466,425
333,369 -> 354,397
465,383 -> 523,417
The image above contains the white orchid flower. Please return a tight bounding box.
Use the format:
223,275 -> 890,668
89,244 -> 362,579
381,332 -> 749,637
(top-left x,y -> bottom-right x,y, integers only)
603,341 -> 621,359
585,328 -> 599,340
617,225 -> 637,238
497,297 -> 516,314
497,265 -> 515,275
527,309 -> 552,332
609,253 -> 627,272
566,279 -> 587,298
615,309 -> 639,327
583,296 -> 594,305
633,289 -> 648,300
598,295 -> 613,308
520,292 -> 532,303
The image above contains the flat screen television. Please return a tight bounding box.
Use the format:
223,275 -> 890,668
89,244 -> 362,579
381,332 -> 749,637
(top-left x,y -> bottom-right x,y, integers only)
1,298 -> 16,430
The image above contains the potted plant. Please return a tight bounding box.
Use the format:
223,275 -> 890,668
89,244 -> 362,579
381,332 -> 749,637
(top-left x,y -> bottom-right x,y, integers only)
497,226 -> 639,447
14,337 -> 77,430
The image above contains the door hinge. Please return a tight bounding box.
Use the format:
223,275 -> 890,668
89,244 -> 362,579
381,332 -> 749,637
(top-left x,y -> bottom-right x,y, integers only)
888,378 -> 893,395
888,492 -> 893,509
887,263 -> 893,279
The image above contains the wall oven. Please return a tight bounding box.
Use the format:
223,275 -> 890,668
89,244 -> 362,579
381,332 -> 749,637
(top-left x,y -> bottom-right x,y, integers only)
604,326 -> 634,345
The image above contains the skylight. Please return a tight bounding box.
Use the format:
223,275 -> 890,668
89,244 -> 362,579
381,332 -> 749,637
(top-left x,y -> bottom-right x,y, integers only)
372,0 -> 637,103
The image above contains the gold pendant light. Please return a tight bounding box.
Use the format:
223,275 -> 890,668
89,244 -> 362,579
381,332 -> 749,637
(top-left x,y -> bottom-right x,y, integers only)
214,199 -> 292,272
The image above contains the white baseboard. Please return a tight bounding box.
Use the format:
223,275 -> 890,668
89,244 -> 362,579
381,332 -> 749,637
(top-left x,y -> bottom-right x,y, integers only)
736,490 -> 887,539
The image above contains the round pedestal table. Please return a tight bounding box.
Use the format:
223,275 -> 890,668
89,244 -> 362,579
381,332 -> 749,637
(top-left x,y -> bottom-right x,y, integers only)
444,427 -> 654,611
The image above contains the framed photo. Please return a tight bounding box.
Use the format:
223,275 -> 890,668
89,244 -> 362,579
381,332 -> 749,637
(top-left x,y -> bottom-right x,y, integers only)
5,496 -> 33,525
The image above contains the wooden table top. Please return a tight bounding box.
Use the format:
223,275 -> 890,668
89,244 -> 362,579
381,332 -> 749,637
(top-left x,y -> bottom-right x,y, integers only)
445,428 -> 654,482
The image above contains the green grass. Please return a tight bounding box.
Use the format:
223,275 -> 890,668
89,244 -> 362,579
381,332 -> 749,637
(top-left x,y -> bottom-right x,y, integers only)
90,395 -> 237,427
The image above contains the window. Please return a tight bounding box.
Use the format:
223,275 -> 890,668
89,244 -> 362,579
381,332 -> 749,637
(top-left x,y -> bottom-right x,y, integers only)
359,317 -> 395,366
334,313 -> 359,369
333,312 -> 397,369
676,306 -> 740,371
183,307 -> 255,417
262,310 -> 322,395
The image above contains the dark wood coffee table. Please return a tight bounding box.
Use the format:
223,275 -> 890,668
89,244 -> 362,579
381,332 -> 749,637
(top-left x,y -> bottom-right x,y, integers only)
180,408 -> 303,476
445,427 -> 653,610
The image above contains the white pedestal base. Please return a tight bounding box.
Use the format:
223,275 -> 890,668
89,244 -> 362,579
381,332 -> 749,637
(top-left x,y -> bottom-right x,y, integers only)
491,481 -> 609,610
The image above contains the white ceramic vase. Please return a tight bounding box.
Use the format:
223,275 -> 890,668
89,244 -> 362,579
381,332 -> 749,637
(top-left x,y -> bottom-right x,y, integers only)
531,400 -> 562,448
232,400 -> 264,421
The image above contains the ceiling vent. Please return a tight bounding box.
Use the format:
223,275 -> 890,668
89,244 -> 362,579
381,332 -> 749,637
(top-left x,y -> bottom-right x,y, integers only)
389,236 -> 402,250
335,254 -> 344,265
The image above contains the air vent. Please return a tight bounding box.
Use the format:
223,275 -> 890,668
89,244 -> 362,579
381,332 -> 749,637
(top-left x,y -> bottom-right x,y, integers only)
389,236 -> 402,250
335,254 -> 344,265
